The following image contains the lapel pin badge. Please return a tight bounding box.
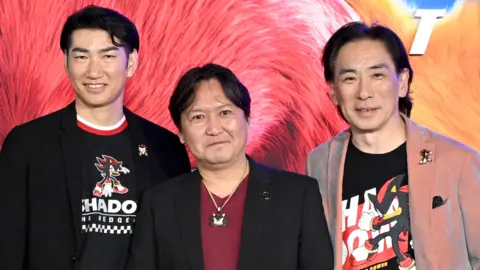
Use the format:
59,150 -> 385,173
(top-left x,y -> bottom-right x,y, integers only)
138,144 -> 148,156
419,149 -> 432,165
260,191 -> 271,200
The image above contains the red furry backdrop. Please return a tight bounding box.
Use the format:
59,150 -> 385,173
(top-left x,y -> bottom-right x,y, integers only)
0,0 -> 357,172
2,0 -> 479,173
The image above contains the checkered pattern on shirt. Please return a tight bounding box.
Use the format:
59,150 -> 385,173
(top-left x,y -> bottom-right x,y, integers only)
82,223 -> 133,234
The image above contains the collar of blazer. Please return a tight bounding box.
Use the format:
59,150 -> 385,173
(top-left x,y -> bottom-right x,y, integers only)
324,113 -> 436,267
175,155 -> 274,270
58,101 -> 153,256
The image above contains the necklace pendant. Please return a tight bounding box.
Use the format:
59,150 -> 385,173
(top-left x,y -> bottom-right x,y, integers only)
209,212 -> 227,227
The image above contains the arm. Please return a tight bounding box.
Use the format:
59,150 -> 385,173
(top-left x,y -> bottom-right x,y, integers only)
459,151 -> 480,270
299,178 -> 334,270
127,189 -> 157,270
0,127 -> 28,269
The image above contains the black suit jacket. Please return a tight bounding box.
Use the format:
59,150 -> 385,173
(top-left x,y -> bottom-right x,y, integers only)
0,102 -> 191,270
127,158 -> 334,270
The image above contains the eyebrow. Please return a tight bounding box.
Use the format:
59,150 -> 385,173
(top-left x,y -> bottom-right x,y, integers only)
188,104 -> 233,113
70,46 -> 119,54
338,63 -> 389,76
368,63 -> 389,70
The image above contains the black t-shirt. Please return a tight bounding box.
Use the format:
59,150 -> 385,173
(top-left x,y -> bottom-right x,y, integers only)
78,125 -> 137,270
341,140 -> 415,270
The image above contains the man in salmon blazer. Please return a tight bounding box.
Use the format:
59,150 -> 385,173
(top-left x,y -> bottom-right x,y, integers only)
306,22 -> 480,270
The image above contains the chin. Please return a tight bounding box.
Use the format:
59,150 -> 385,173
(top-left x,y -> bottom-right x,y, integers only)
206,153 -> 234,165
78,95 -> 118,108
352,121 -> 388,133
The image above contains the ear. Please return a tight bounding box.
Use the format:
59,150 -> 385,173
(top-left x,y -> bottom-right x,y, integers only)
127,49 -> 139,77
398,68 -> 410,98
329,84 -> 339,106
64,53 -> 70,76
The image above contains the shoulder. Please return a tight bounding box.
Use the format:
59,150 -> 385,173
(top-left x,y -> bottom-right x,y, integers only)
308,130 -> 349,160
129,113 -> 180,142
143,170 -> 195,198
306,130 -> 348,180
416,124 -> 480,179
258,162 -> 318,189
424,127 -> 478,159
3,107 -> 65,145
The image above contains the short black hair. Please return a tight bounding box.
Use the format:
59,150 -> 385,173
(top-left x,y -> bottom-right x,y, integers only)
322,22 -> 413,117
60,5 -> 139,54
169,63 -> 251,130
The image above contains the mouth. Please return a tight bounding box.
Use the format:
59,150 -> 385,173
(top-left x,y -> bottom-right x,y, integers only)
355,108 -> 379,114
84,83 -> 107,91
356,107 -> 378,112
208,141 -> 229,147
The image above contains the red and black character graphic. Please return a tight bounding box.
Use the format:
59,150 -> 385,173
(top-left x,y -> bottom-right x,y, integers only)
93,155 -> 130,198
351,175 -> 416,270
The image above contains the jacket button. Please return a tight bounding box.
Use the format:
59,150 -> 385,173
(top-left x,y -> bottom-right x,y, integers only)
71,256 -> 76,262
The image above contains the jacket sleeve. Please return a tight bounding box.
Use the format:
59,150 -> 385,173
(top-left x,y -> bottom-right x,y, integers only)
127,189 -> 157,270
0,127 -> 28,269
459,150 -> 480,270
298,178 -> 334,270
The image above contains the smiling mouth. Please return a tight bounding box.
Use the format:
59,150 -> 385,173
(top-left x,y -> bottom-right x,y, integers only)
84,84 -> 107,89
356,108 -> 378,112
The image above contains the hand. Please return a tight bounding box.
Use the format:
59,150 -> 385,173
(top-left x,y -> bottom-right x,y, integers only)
358,211 -> 376,231
120,167 -> 130,174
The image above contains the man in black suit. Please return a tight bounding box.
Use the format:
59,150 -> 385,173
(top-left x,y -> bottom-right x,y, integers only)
0,5 -> 190,270
127,63 -> 334,270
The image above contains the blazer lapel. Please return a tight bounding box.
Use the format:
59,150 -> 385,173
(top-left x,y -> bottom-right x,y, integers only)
403,115 -> 435,245
59,102 -> 85,253
175,171 -> 204,270
326,131 -> 350,266
124,109 -> 153,198
238,159 -> 273,270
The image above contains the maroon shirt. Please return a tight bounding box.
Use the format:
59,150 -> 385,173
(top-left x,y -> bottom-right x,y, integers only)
201,177 -> 249,270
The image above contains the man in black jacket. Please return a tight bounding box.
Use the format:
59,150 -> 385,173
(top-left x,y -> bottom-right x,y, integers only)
127,63 -> 334,270
0,5 -> 190,270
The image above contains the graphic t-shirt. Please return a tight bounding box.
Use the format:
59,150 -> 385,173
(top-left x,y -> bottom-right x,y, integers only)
341,140 -> 415,270
77,115 -> 137,270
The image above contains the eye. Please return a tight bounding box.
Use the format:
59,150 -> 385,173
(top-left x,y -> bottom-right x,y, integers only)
220,110 -> 233,116
343,77 -> 356,82
191,115 -> 204,121
373,73 -> 384,79
103,55 -> 116,59
74,56 -> 87,60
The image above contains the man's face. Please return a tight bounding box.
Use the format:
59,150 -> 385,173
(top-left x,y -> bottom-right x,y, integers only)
65,29 -> 138,109
331,39 -> 409,133
179,79 -> 249,168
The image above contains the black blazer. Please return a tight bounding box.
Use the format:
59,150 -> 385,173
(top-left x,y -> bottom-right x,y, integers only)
0,102 -> 191,270
127,158 -> 334,270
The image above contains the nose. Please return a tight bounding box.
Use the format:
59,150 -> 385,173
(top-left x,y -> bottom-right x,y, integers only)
86,58 -> 104,79
206,116 -> 223,136
357,77 -> 373,100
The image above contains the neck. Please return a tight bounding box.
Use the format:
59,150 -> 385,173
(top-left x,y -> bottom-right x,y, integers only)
75,99 -> 124,127
199,155 -> 249,197
351,113 -> 406,154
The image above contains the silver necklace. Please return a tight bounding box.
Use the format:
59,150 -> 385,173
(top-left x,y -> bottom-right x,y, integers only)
202,162 -> 248,227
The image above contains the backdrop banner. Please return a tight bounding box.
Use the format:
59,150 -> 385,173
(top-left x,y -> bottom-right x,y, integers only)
0,0 -> 478,173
